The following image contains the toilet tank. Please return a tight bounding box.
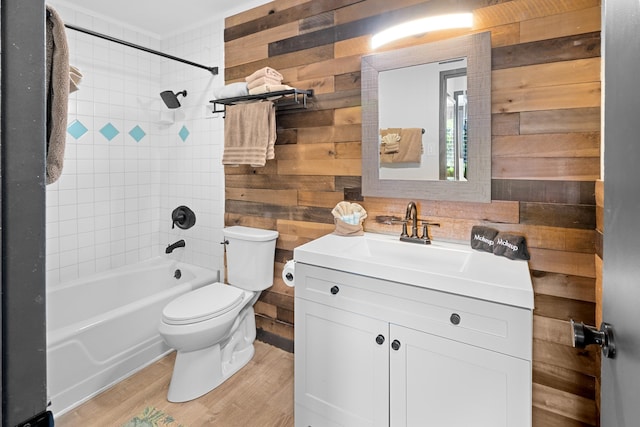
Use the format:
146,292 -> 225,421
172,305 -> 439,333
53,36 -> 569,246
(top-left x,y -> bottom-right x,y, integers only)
223,226 -> 279,291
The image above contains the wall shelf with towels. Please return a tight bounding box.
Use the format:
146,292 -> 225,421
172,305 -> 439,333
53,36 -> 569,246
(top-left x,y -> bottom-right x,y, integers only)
209,88 -> 314,115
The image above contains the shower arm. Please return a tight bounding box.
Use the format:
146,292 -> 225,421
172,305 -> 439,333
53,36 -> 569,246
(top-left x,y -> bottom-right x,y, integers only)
63,23 -> 219,75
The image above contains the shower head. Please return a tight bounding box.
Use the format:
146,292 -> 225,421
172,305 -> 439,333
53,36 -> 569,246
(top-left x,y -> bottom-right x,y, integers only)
160,90 -> 187,109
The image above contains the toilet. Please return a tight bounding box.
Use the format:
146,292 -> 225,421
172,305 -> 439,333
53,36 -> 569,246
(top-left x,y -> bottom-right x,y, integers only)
158,225 -> 279,402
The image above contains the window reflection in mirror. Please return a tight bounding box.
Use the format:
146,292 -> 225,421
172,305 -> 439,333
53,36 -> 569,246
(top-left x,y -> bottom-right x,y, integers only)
378,58 -> 467,181
439,63 -> 467,181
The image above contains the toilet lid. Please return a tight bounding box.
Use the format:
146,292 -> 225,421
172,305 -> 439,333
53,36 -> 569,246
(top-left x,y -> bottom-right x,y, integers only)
162,283 -> 245,325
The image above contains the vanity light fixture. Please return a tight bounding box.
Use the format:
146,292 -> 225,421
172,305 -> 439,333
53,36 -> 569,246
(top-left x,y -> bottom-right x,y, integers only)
371,13 -> 473,49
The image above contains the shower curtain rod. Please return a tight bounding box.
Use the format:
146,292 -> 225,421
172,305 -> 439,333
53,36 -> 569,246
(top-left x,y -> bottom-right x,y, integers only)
63,23 -> 219,75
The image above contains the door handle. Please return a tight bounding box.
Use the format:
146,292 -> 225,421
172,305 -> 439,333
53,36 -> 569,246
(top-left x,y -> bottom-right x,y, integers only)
570,319 -> 616,359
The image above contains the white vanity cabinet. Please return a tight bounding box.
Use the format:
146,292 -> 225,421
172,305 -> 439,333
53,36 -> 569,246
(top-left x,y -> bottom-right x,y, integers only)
293,240 -> 534,427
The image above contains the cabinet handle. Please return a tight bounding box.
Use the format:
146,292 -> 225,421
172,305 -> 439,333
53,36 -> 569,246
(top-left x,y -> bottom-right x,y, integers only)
330,285 -> 340,295
376,334 -> 385,345
391,339 -> 401,351
450,313 -> 461,325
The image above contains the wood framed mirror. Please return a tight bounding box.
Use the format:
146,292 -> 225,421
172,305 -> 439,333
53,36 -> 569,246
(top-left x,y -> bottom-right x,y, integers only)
361,31 -> 491,202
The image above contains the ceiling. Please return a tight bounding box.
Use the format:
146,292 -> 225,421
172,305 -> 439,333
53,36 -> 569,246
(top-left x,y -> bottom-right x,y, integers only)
56,0 -> 270,37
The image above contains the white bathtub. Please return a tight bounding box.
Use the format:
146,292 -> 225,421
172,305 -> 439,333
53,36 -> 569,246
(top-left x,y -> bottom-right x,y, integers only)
47,257 -> 218,416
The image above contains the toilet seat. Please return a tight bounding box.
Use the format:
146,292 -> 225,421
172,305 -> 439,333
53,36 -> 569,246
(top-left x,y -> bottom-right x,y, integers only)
162,283 -> 244,325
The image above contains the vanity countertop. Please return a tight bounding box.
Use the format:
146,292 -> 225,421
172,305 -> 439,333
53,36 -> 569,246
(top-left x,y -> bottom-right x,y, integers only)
294,232 -> 534,310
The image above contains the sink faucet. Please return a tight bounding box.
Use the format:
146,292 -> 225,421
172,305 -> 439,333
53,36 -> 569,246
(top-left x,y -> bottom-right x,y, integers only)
166,239 -> 185,254
405,201 -> 418,238
399,201 -> 440,245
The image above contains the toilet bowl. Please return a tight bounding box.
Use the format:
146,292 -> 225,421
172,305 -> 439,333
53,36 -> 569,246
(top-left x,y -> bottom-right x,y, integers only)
158,226 -> 279,402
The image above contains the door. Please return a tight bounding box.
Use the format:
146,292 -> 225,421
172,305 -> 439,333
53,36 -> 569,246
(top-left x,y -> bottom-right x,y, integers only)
295,300 -> 389,427
389,325 -> 530,427
601,0 -> 640,425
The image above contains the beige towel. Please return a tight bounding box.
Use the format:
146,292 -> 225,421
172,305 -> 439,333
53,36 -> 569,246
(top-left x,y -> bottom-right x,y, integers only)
69,65 -> 83,93
246,67 -> 284,83
249,84 -> 293,96
222,102 -> 276,167
379,128 -> 423,164
46,5 -> 71,185
247,76 -> 283,90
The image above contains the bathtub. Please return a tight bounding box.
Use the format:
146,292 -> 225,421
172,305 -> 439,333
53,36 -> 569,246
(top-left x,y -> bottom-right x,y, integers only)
47,257 -> 219,416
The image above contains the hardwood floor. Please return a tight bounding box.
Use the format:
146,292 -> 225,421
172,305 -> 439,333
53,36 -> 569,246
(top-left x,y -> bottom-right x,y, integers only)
56,341 -> 294,427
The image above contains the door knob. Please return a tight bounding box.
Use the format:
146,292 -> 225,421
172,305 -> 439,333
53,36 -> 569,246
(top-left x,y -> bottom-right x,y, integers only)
391,339 -> 401,351
376,334 -> 385,345
570,319 -> 616,359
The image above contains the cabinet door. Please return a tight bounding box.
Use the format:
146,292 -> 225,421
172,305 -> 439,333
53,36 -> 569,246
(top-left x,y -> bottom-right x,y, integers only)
389,325 -> 531,427
295,299 -> 389,427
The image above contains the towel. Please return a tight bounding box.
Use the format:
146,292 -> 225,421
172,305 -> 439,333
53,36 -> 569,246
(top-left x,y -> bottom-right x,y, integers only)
381,133 -> 400,154
247,76 -> 283,90
470,225 -> 499,252
69,65 -> 83,93
222,101 -> 276,167
379,128 -> 423,164
212,82 -> 249,100
493,232 -> 531,260
249,84 -> 293,96
46,5 -> 71,185
246,67 -> 284,83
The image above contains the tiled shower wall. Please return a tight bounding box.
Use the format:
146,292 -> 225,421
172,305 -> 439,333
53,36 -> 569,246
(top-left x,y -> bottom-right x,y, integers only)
46,2 -> 226,286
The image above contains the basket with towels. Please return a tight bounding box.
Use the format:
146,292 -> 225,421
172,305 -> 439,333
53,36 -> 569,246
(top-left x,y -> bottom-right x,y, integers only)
332,202 -> 368,236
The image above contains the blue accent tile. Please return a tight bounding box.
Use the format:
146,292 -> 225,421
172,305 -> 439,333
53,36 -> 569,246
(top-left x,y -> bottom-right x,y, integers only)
67,119 -> 88,139
128,125 -> 146,142
99,122 -> 120,141
178,125 -> 190,142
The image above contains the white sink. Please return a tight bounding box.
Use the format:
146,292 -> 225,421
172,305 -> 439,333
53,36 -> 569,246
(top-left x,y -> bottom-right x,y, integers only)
293,232 -> 534,309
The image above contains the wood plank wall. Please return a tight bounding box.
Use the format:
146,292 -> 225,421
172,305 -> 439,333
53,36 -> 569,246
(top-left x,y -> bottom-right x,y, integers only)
224,0 -> 601,425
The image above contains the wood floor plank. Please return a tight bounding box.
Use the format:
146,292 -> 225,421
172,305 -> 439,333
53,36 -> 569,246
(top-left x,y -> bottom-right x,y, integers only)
56,341 -> 294,427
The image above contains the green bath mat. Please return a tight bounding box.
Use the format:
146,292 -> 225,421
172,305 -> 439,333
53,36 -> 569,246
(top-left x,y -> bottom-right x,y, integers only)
123,406 -> 185,427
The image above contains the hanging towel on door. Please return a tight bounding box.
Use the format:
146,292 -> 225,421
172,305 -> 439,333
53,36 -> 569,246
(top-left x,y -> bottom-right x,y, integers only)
222,101 -> 276,167
45,5 -> 71,185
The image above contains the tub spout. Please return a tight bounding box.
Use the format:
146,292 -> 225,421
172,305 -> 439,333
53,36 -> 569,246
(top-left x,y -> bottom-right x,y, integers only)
166,239 -> 185,254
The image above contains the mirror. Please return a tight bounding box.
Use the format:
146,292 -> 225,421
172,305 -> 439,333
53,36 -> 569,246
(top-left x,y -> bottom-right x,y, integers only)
362,32 -> 491,202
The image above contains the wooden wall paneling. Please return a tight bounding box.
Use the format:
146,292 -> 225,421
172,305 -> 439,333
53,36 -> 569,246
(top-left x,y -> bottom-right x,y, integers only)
492,57 -> 600,92
520,107 -> 601,134
532,271 -> 596,303
296,55 -> 361,81
226,44 -> 334,81
225,188 -> 298,205
492,157 -> 600,180
226,174 -> 336,191
519,6 -> 601,43
335,72 -> 362,91
493,81 -> 601,113
225,0 -> 364,42
493,132 -> 600,158
533,339 -> 598,377
528,248 -> 595,278
532,407 -> 594,427
534,294 -> 595,325
520,203 -> 595,229
492,32 -> 601,70
533,383 -> 598,425
226,200 -> 334,224
473,0 -> 599,30
225,0 -> 312,27
533,361 -> 596,400
224,22 -> 299,68
492,180 -> 595,204
224,213 -> 278,231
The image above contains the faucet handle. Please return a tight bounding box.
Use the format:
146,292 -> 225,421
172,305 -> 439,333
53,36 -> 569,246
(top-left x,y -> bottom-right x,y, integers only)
401,222 -> 409,237
420,222 -> 440,242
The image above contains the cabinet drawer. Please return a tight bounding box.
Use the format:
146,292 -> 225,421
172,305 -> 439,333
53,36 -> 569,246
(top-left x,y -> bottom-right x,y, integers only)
295,263 -> 532,360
